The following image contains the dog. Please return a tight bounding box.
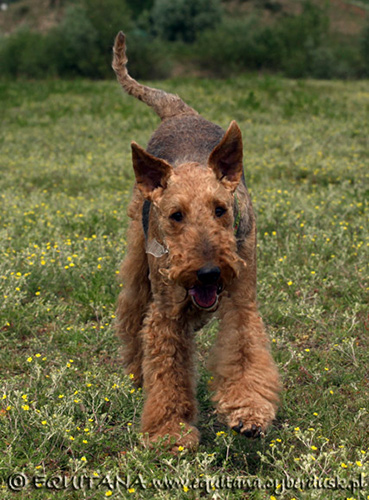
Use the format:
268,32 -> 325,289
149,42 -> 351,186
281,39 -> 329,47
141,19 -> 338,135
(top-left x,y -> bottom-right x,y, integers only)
112,32 -> 280,449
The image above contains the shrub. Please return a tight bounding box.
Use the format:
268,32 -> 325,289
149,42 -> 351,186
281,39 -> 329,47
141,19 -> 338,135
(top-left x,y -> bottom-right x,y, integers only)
0,0 -> 366,80
194,17 -> 283,76
151,0 -> 222,43
82,0 -> 133,77
123,30 -> 172,80
0,29 -> 52,79
0,1 -> 140,80
194,1 -> 356,80
277,1 -> 330,78
26,0 -> 134,79
308,46 -> 337,79
360,22 -> 369,76
126,0 -> 154,18
49,5 -> 100,78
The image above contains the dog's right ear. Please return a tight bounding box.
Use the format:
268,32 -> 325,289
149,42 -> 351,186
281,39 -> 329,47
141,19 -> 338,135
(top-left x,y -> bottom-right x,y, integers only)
131,142 -> 172,199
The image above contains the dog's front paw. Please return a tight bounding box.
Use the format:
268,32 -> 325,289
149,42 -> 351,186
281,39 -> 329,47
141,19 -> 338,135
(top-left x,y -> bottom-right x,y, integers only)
231,420 -> 264,438
219,402 -> 276,439
145,422 -> 200,452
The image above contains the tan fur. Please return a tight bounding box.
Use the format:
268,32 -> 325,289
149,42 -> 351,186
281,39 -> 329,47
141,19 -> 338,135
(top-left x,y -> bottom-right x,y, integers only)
113,32 -> 281,449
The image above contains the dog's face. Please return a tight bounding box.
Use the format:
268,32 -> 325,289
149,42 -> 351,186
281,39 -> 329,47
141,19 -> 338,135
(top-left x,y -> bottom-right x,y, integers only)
132,121 -> 244,311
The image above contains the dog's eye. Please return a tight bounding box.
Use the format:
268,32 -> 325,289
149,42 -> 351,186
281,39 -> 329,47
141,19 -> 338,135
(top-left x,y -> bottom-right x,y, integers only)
170,211 -> 183,222
215,206 -> 227,218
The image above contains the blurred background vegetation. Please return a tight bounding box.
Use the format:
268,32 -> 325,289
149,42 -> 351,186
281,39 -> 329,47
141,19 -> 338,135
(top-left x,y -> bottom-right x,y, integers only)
0,0 -> 369,79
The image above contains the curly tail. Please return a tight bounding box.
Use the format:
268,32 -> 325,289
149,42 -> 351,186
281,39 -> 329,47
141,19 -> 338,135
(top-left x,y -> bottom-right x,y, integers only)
112,31 -> 197,121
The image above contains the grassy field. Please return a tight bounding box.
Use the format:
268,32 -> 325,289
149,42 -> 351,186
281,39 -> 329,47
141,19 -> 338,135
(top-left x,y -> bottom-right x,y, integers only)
0,76 -> 368,499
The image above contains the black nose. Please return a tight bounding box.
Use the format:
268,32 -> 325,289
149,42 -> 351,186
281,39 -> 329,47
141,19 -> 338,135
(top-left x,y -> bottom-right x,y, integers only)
197,265 -> 221,285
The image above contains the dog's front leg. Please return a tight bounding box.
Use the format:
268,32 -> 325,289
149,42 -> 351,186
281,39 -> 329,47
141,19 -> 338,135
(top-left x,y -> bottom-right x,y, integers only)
210,289 -> 280,437
140,302 -> 200,449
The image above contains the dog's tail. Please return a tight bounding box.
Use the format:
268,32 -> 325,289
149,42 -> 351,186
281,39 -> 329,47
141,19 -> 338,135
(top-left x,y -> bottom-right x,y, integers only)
112,31 -> 197,121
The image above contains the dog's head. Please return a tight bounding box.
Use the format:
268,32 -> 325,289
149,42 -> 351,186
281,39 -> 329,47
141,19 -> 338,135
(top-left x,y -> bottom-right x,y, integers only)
131,121 -> 245,311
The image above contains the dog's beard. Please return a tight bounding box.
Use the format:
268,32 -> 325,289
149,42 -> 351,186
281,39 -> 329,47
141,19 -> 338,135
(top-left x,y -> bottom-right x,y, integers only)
164,253 -> 241,311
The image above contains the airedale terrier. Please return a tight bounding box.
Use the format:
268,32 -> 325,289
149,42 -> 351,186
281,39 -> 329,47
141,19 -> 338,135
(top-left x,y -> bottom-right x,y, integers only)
112,32 -> 280,449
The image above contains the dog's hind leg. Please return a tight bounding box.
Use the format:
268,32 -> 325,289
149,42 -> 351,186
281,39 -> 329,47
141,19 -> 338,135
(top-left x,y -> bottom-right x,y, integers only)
116,217 -> 151,386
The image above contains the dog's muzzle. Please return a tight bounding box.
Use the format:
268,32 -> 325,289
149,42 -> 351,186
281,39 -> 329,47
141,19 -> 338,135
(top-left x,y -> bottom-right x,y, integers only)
189,265 -> 222,311
189,283 -> 223,311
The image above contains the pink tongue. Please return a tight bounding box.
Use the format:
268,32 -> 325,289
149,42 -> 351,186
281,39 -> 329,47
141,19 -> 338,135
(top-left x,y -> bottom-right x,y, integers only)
189,285 -> 218,309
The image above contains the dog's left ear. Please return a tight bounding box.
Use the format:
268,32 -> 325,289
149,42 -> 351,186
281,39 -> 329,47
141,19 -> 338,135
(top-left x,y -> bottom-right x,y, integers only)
208,120 -> 243,191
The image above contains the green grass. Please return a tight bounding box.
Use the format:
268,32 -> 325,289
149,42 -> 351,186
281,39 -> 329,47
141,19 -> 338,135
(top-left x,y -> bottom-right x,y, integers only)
0,76 -> 368,499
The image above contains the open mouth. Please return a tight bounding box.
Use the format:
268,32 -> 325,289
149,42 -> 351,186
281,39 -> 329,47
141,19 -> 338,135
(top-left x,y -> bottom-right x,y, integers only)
188,284 -> 222,311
